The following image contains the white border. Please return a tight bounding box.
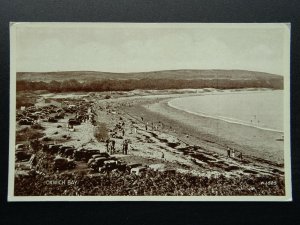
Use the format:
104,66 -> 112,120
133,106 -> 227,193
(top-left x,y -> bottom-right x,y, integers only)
8,23 -> 292,202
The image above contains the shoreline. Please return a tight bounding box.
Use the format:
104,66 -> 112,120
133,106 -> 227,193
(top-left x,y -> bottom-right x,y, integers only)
167,100 -> 283,133
124,93 -> 284,164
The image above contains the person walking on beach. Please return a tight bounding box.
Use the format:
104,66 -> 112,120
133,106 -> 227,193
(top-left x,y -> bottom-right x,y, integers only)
238,152 -> 243,160
123,139 -> 129,155
108,140 -> 112,154
227,147 -> 231,158
161,152 -> 165,161
106,139 -> 110,153
232,149 -> 235,158
111,139 -> 116,154
130,124 -> 133,134
122,139 -> 125,154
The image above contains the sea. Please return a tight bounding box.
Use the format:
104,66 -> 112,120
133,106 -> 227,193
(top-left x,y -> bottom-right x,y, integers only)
168,90 -> 284,132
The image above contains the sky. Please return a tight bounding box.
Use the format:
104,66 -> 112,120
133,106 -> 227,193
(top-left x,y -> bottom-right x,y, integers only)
13,23 -> 290,75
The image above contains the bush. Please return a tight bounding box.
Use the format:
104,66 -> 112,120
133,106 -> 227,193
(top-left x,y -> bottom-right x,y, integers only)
16,98 -> 35,109
16,127 -> 44,142
42,136 -> 52,142
16,92 -> 38,109
94,122 -> 109,142
31,124 -> 45,130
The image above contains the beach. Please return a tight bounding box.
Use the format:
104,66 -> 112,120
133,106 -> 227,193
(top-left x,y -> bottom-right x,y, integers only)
148,98 -> 284,164
13,89 -> 286,196
114,92 -> 282,163
91,90 -> 284,179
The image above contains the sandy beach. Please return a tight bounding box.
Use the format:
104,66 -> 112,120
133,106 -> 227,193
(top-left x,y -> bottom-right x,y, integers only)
116,93 -> 283,163
149,98 -> 283,163
88,90 -> 284,179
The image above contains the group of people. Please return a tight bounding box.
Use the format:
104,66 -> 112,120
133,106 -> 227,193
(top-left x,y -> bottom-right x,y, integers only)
105,138 -> 129,155
227,147 -> 243,159
143,118 -> 164,132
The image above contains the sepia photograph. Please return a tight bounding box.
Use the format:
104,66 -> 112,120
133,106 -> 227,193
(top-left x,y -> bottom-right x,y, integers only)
8,23 -> 291,201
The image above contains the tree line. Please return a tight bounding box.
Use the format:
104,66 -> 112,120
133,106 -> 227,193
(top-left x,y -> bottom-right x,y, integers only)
16,78 -> 283,92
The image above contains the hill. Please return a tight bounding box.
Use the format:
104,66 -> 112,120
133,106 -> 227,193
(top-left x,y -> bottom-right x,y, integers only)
16,70 -> 284,91
17,69 -> 283,82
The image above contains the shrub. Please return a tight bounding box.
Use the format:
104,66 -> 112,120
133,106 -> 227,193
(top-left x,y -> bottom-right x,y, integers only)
42,136 -> 52,142
31,124 -> 45,130
16,92 -> 38,109
16,127 -> 44,142
94,122 -> 109,142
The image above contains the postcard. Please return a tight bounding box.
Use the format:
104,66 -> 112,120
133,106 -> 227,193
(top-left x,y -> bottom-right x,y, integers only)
8,23 -> 291,201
